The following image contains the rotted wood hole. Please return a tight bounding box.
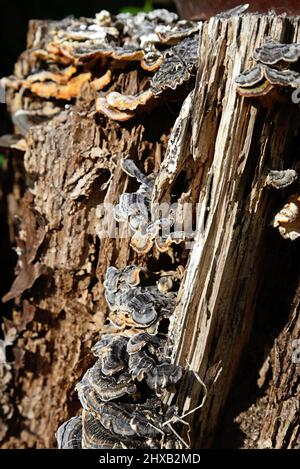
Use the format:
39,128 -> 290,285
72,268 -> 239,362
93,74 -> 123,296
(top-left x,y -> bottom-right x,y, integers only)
0,4 -> 300,449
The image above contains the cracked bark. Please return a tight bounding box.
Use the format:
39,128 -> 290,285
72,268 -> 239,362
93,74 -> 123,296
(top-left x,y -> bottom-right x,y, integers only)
1,12 -> 300,448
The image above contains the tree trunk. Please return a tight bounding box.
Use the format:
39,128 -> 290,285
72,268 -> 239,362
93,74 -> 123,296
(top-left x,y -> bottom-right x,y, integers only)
0,10 -> 300,449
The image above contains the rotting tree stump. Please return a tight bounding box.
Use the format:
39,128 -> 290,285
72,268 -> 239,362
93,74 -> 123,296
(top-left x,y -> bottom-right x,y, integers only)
0,9 -> 300,448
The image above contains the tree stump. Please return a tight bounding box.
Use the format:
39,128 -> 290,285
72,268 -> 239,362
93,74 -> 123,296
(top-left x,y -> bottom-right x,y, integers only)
0,9 -> 300,448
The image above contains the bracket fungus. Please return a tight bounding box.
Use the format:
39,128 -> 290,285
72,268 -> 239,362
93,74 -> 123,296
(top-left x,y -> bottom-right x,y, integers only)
81,410 -> 154,449
106,89 -> 154,112
253,39 -> 300,65
235,64 -> 300,97
6,3 -> 299,451
265,169 -> 298,189
92,335 -> 128,376
56,416 -> 82,449
57,261 -> 183,448
273,194 -> 300,241
114,157 -> 192,255
3,8 -> 200,134
236,39 -> 300,100
150,34 -> 199,95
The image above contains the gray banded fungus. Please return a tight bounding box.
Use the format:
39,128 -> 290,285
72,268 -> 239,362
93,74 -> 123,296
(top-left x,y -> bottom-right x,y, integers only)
81,410 -> 153,449
56,416 -> 82,449
122,265 -> 146,286
157,276 -> 174,293
127,332 -> 166,355
141,52 -> 163,72
103,266 -> 122,293
56,274 -> 182,449
130,231 -> 155,254
128,348 -> 157,380
91,335 -> 128,376
4,8 -> 201,131
150,34 -> 199,95
253,39 -> 300,65
115,193 -> 150,224
104,265 -> 144,295
95,401 -> 177,438
95,404 -> 140,437
128,349 -> 182,391
115,158 -> 191,255
156,20 -> 201,46
235,64 -> 300,98
119,289 -> 159,326
57,260 -> 183,448
121,158 -> 154,190
77,366 -> 136,403
118,286 -> 176,326
265,169 -> 298,189
77,381 -> 108,415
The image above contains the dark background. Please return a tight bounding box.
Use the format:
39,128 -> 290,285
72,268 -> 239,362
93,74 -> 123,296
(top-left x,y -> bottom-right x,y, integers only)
0,0 -> 176,76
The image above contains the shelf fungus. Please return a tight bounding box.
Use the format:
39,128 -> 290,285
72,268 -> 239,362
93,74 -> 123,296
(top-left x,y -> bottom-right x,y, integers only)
77,367 -> 137,404
156,20 -> 201,46
273,194 -> 300,241
106,89 -> 154,112
92,335 -> 128,376
96,88 -> 157,120
253,39 -> 300,66
56,417 -> 82,449
96,32 -> 199,122
95,97 -> 134,122
81,410 -> 156,449
235,64 -> 300,98
114,158 -> 191,255
57,263 -> 183,449
27,72 -> 92,100
265,169 -> 298,189
96,32 -> 199,121
150,34 -> 199,95
3,9 -> 200,128
235,38 -> 300,102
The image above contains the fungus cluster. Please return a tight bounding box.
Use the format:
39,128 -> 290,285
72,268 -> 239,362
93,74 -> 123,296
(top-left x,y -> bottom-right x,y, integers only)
114,158 -> 192,255
2,9 -> 201,133
236,41 -> 300,241
56,265 -> 184,449
235,39 -> 300,99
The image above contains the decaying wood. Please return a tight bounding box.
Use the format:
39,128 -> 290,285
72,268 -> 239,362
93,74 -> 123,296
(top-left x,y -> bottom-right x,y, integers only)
1,9 -> 300,448
168,14 -> 300,447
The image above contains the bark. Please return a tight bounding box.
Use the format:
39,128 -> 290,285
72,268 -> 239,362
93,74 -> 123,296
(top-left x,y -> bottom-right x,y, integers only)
255,286 -> 300,449
1,11 -> 300,449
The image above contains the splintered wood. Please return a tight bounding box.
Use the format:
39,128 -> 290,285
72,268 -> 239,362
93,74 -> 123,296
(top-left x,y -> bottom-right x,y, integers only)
1,8 -> 300,448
